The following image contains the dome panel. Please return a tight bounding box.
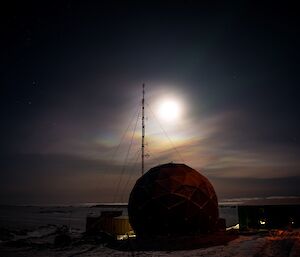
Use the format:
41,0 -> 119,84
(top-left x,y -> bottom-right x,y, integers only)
128,163 -> 219,237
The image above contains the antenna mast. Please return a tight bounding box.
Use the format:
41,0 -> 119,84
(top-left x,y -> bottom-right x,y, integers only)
141,83 -> 145,175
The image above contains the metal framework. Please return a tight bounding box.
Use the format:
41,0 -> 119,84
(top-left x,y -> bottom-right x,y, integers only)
141,83 -> 145,175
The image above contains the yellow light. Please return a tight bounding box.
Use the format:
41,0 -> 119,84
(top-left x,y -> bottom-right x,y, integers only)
259,220 -> 266,225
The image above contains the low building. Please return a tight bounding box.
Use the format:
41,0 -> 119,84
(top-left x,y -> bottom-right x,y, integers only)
238,205 -> 300,230
86,210 -> 133,240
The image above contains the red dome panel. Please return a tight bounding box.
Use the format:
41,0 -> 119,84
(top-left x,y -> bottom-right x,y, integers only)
128,163 -> 219,237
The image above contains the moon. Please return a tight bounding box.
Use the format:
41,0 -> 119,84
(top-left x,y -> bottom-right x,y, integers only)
157,99 -> 181,122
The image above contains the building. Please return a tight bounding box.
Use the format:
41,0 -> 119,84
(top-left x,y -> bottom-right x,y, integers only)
238,205 -> 300,230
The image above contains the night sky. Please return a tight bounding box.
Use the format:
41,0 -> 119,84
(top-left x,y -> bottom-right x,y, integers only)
1,1 -> 299,204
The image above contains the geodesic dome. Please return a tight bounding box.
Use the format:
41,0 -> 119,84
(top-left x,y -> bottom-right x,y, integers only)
128,163 -> 219,237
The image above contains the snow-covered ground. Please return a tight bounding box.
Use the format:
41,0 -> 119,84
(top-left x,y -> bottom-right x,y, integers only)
1,230 -> 299,257
0,205 -> 299,257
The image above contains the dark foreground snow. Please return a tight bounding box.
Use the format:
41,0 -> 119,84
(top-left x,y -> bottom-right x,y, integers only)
1,229 -> 299,257
0,205 -> 299,257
